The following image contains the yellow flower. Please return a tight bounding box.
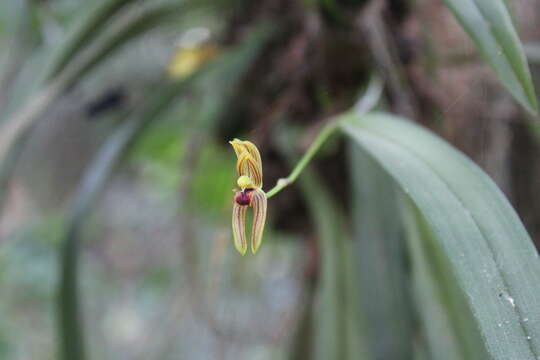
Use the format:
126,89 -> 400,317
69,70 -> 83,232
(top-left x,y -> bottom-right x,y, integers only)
167,45 -> 219,79
230,139 -> 267,255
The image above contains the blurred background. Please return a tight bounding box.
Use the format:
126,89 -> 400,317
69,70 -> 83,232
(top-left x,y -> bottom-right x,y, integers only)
0,0 -> 539,359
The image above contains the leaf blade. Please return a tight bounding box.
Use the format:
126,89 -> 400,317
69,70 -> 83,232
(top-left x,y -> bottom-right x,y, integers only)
348,142 -> 414,359
442,0 -> 538,113
341,111 -> 540,360
298,168 -> 372,360
402,198 -> 490,360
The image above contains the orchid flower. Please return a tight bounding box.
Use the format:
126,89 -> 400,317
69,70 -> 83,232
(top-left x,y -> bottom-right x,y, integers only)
230,139 -> 267,255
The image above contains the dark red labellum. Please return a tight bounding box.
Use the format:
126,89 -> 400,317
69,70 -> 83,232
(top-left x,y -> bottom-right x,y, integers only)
235,189 -> 253,206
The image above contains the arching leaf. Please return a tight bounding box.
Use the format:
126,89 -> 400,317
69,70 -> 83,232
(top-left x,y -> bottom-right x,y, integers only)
341,111 -> 540,360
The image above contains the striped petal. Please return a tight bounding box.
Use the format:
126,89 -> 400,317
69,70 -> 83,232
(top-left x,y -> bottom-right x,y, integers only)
229,139 -> 262,167
250,188 -> 267,254
230,139 -> 263,188
232,202 -> 248,255
237,152 -> 263,188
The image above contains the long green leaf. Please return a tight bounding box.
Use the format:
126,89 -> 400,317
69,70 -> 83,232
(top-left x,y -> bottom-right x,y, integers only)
43,0 -> 138,81
0,0 -> 39,112
298,168 -> 371,360
340,111 -> 540,360
300,170 -> 342,360
348,143 -> 414,359
402,200 -> 489,360
441,0 -> 537,113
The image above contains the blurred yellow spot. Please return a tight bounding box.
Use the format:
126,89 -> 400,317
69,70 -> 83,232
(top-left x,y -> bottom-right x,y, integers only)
167,45 -> 219,79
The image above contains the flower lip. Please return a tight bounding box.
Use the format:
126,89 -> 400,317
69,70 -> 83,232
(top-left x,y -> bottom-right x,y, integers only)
234,189 -> 253,206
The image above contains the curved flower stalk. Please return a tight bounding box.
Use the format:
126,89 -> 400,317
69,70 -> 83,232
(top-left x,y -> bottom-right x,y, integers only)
230,139 -> 267,255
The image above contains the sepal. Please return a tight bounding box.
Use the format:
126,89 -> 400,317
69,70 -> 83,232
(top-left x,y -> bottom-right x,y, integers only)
232,202 -> 248,255
250,188 -> 267,254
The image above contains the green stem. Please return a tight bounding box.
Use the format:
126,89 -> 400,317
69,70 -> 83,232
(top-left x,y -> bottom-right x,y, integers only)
265,75 -> 383,199
265,121 -> 340,198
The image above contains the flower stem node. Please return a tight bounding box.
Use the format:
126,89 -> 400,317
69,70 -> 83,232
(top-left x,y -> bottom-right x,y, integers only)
229,139 -> 267,255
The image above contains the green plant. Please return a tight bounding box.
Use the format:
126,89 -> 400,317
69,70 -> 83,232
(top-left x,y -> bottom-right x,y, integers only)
0,0 -> 538,359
